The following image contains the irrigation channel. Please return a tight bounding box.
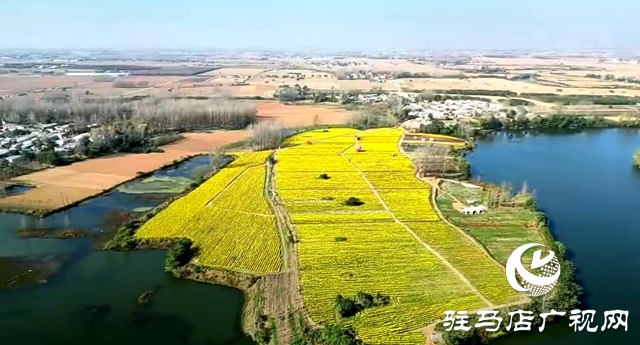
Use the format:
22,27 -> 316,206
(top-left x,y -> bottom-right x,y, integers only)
0,154 -> 255,345
470,129 -> 638,344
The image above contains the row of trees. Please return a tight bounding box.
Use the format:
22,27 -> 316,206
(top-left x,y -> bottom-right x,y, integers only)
478,113 -> 640,131
0,95 -> 257,131
112,80 -> 150,88
412,145 -> 471,179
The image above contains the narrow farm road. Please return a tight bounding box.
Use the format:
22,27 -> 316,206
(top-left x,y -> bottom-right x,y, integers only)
266,151 -> 319,331
119,76 -> 191,96
340,151 -> 495,307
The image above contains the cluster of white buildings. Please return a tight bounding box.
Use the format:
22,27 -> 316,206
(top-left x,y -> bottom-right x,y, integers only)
304,59 -> 369,69
64,71 -> 129,77
403,99 -> 504,120
0,121 -> 93,164
601,58 -> 640,65
342,93 -> 396,105
340,72 -> 394,81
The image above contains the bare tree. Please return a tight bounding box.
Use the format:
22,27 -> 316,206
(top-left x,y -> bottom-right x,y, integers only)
0,96 -> 257,131
209,146 -> 227,173
249,120 -> 286,151
412,145 -> 453,177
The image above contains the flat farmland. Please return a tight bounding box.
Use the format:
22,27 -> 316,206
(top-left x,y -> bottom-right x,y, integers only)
255,101 -> 352,127
273,128 -> 522,344
0,102 -> 351,212
198,67 -> 268,77
396,76 -> 640,96
0,130 -> 250,211
338,80 -> 396,91
249,69 -> 339,92
0,75 -> 95,96
336,58 -> 464,76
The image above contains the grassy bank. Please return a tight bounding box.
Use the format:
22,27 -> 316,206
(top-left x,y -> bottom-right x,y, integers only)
433,180 -> 582,344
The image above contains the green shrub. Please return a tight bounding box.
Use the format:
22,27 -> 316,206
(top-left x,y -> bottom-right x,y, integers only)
344,197 -> 364,206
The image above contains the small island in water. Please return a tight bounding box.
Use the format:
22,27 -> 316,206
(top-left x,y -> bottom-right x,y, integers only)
634,149 -> 640,168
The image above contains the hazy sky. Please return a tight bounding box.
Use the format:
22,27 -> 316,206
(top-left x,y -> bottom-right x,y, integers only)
1,0 -> 639,51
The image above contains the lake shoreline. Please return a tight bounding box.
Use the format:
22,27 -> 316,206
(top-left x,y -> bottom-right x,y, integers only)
0,153 -> 210,218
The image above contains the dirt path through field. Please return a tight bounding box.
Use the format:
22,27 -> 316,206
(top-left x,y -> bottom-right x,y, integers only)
340,149 -> 495,307
120,76 -> 191,96
264,154 -> 319,342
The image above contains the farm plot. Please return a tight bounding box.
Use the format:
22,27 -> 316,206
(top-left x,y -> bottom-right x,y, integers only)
296,223 -> 486,344
377,189 -> 440,222
436,187 -> 546,266
276,154 -> 353,172
275,171 -> 370,190
136,151 -> 282,273
365,171 -> 430,189
407,222 -> 519,305
344,153 -> 415,172
284,128 -> 359,145
274,127 -> 525,343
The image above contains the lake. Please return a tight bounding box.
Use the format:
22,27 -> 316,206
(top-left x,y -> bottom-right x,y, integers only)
469,129 -> 639,344
0,154 -> 255,345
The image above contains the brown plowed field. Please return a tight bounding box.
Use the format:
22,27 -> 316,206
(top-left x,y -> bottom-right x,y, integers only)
0,131 -> 250,211
255,101 -> 352,127
0,102 -> 351,211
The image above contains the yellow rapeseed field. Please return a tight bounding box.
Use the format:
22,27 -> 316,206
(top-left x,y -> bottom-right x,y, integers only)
377,189 -> 440,222
296,223 -> 485,343
136,151 -> 282,273
274,127 -> 521,344
285,128 -> 359,145
275,171 -> 370,190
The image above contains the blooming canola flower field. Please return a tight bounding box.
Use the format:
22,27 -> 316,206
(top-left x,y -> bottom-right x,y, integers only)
134,127 -> 521,344
136,150 -> 283,273
275,128 -> 520,344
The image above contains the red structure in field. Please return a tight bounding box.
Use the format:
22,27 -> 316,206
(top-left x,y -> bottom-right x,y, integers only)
355,145 -> 362,152
306,140 -> 313,145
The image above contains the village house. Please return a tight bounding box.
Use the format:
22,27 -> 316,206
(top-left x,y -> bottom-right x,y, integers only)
0,120 -> 93,164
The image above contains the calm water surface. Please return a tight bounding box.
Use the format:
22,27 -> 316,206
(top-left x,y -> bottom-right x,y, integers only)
0,155 -> 254,345
470,129 -> 639,344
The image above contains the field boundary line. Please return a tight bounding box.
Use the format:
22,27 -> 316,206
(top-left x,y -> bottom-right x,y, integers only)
209,205 -> 275,217
340,151 -> 495,307
398,131 -> 517,274
264,154 -> 290,270
398,130 -> 528,307
204,166 -> 250,206
269,149 -> 320,331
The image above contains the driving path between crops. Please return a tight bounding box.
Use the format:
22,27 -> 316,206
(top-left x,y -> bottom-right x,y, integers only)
339,148 -> 495,307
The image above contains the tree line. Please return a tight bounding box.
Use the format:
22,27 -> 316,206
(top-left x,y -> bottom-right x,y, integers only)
478,113 -> 640,131
0,95 -> 257,131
